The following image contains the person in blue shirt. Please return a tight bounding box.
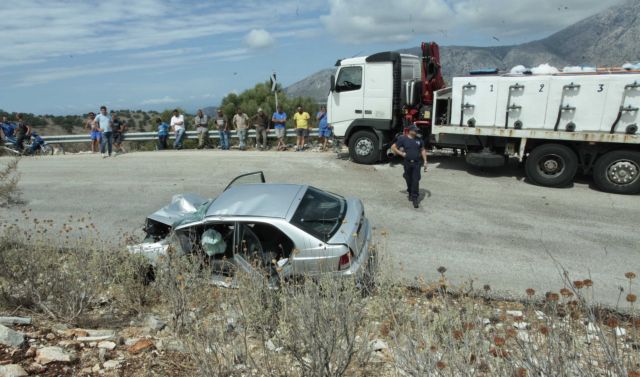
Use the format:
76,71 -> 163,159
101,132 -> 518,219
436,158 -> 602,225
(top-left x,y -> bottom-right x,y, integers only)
92,106 -> 113,158
391,125 -> 428,208
271,105 -> 287,151
316,105 -> 331,151
156,118 -> 169,150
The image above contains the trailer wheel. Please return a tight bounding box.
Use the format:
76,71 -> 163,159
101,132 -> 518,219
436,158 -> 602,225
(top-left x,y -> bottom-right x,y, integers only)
593,150 -> 640,195
525,144 -> 578,188
349,130 -> 379,164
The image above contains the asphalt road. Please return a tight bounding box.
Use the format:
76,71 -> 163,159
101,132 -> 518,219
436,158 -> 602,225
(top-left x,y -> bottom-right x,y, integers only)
1,150 -> 638,307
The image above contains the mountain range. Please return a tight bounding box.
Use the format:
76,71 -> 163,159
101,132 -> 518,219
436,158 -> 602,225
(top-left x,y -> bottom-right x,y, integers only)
285,0 -> 640,102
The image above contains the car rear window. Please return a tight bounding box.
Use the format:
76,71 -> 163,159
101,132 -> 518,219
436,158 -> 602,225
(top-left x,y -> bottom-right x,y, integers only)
290,187 -> 346,241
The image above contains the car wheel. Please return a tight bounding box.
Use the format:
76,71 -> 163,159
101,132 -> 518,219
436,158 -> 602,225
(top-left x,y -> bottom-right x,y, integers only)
593,150 -> 640,195
525,144 -> 578,187
349,130 -> 379,164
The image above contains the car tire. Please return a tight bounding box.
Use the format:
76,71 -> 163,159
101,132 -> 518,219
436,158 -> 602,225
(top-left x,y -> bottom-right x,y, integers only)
593,150 -> 640,195
349,130 -> 379,164
525,144 -> 578,188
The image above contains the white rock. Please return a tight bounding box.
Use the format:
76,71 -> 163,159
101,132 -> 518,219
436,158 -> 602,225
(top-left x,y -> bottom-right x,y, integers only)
370,339 -> 388,352
513,322 -> 529,330
0,324 -> 25,348
145,315 -> 167,332
92,363 -> 101,373
103,360 -> 121,369
265,339 -> 277,351
77,335 -> 114,342
0,317 -> 32,326
615,327 -> 627,337
0,364 -> 28,377
124,337 -> 142,346
98,341 -> 117,350
517,331 -> 530,343
482,318 -> 491,326
506,310 -> 523,317
586,322 -> 599,334
35,346 -> 77,364
535,310 -> 545,319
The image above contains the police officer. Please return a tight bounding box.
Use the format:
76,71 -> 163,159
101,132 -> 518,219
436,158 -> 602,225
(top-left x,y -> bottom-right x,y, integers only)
391,125 -> 428,208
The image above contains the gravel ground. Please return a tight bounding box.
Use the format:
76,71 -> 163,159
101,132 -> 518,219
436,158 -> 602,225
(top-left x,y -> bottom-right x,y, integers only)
1,150 -> 638,307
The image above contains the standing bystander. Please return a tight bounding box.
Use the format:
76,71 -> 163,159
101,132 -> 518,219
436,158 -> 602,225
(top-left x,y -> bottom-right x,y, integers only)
251,108 -> 270,150
171,109 -> 185,149
14,114 -> 31,152
316,105 -> 331,151
93,106 -> 113,158
156,118 -> 169,150
293,106 -> 310,151
232,108 -> 249,151
111,112 -> 127,154
214,109 -> 230,150
84,112 -> 100,153
272,106 -> 287,151
194,109 -> 209,149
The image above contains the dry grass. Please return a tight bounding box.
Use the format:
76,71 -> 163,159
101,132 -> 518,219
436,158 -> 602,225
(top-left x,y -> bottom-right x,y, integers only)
0,221 -> 638,376
0,157 -> 21,205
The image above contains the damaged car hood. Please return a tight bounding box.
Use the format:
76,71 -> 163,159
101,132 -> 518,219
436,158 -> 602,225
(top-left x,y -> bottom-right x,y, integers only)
147,193 -> 210,228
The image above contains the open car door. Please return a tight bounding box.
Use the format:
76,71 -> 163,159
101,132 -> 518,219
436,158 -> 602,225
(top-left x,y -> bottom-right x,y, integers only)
224,171 -> 266,191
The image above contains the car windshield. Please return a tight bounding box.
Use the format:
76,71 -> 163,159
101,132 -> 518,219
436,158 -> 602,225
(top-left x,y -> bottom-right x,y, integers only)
290,187 -> 346,241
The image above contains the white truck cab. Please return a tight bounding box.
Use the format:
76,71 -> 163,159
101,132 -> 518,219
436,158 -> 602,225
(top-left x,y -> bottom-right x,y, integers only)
328,52 -> 421,164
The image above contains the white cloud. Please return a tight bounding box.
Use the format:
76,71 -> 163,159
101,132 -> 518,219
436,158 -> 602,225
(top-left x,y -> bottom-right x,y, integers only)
0,0 -> 316,69
322,0 -> 626,44
244,29 -> 276,48
141,96 -> 179,105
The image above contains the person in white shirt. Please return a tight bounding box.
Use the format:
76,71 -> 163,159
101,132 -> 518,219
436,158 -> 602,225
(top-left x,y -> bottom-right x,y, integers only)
170,109 -> 185,149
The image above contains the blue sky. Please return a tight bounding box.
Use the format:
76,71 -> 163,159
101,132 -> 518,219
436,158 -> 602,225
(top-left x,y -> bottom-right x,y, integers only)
0,0 -> 624,115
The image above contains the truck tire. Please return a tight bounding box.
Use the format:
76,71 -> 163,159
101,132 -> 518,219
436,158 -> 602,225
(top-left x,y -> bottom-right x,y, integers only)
349,130 -> 379,164
525,144 -> 578,188
592,150 -> 640,195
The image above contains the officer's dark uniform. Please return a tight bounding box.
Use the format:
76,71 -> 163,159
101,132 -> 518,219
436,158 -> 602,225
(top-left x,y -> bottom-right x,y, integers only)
394,135 -> 425,202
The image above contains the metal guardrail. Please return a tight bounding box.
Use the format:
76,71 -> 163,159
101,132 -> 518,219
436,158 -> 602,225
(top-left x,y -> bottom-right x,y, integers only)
43,129 -> 320,144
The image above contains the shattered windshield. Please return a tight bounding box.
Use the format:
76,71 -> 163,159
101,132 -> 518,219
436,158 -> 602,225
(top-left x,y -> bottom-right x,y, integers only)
290,187 -> 346,241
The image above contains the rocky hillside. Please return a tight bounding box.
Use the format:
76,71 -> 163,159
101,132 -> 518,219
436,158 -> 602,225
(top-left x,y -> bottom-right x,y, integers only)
284,68 -> 335,104
286,0 -> 640,102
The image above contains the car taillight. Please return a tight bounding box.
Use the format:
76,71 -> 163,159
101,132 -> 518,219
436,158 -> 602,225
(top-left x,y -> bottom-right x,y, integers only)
339,251 -> 353,270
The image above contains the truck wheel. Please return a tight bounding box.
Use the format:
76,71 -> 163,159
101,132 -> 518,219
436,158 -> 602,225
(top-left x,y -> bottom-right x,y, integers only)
349,130 -> 379,164
525,144 -> 578,187
593,150 -> 640,195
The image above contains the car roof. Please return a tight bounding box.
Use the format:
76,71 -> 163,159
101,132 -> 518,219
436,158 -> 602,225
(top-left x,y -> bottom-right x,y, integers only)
206,184 -> 306,219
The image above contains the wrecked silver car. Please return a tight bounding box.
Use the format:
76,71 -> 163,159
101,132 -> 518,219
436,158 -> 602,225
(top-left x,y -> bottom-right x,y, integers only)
128,172 -> 376,287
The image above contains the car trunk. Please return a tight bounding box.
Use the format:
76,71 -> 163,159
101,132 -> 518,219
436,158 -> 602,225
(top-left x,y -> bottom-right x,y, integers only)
326,198 -> 368,256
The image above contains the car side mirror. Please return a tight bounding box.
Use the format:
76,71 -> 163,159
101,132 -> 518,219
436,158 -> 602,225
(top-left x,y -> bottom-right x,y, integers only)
330,75 -> 336,92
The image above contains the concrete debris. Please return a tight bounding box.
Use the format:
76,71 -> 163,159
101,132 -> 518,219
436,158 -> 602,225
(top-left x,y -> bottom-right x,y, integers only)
98,340 -> 117,350
0,317 -> 32,326
103,360 -> 121,369
0,324 -> 25,348
35,346 -> 77,365
0,364 -> 28,377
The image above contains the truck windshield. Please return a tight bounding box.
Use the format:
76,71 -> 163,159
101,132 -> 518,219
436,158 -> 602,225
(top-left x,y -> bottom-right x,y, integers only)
290,187 -> 347,241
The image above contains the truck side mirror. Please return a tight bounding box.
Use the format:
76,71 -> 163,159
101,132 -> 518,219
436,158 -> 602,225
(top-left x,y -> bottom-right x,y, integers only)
330,75 -> 336,92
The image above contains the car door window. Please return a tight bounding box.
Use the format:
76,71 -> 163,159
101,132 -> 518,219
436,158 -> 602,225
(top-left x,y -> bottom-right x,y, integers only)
224,171 -> 266,191
336,66 -> 363,92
